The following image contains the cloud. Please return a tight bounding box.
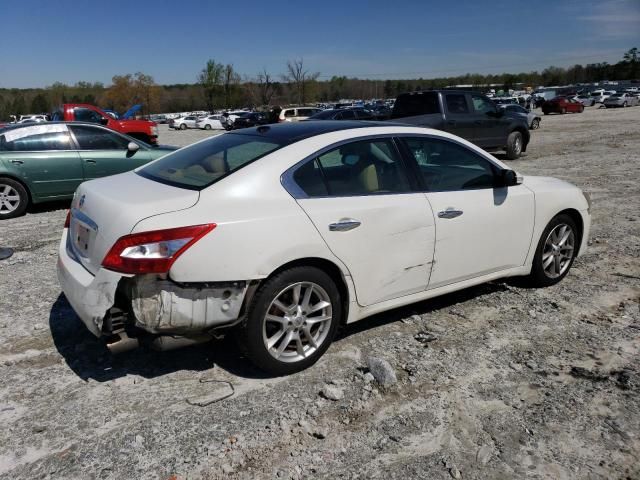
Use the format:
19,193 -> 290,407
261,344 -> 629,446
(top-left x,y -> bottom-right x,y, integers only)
578,0 -> 640,38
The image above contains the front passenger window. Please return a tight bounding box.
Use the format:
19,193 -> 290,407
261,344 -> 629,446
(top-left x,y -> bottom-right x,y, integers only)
403,137 -> 498,191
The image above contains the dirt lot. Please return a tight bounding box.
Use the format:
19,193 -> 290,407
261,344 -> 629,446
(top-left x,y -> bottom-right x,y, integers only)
1,108 -> 639,480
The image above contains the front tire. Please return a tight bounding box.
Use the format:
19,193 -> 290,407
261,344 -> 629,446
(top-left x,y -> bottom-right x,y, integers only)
525,214 -> 578,287
0,178 -> 29,219
204,124 -> 212,130
560,107 -> 566,114
239,266 -> 341,375
531,118 -> 540,130
505,131 -> 523,160
180,123 -> 187,130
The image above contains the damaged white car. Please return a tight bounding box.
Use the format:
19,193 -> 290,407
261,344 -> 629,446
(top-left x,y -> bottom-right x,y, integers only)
57,121 -> 591,375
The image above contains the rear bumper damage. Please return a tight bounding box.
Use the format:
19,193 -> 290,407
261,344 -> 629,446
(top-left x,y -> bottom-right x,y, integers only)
57,229 -> 249,351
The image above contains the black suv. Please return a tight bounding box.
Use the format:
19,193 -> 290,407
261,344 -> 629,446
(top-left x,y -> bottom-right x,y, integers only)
390,90 -> 530,159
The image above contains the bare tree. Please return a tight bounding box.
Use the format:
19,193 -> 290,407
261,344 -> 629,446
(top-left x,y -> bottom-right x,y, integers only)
222,64 -> 241,108
257,68 -> 277,106
283,58 -> 320,105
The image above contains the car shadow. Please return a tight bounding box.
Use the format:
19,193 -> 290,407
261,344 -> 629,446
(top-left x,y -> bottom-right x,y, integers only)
335,281 -> 509,342
28,199 -> 70,215
49,293 -> 269,382
50,281 -> 511,382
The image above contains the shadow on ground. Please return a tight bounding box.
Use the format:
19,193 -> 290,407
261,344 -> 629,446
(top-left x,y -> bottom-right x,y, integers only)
50,281 -> 510,381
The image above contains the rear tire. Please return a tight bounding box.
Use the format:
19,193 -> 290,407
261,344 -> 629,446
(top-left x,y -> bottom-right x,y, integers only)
204,124 -> 212,130
530,118 -> 540,130
0,177 -> 29,219
525,214 -> 578,287
238,266 -> 341,376
505,131 -> 523,160
561,107 -> 566,114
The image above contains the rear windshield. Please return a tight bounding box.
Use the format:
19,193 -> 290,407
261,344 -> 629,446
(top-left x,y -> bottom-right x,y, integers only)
391,92 -> 440,118
137,133 -> 285,190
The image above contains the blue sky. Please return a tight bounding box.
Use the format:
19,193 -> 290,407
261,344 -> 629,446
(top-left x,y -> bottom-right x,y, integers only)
1,0 -> 638,87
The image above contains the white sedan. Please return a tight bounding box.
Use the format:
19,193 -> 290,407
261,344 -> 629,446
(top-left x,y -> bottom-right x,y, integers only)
57,122 -> 591,375
196,115 -> 225,130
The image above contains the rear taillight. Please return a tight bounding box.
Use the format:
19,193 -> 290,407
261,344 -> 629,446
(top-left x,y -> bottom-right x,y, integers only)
64,210 -> 71,229
102,224 -> 216,274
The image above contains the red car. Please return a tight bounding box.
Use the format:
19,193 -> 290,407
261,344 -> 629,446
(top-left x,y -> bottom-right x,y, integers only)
51,104 -> 158,144
542,97 -> 585,115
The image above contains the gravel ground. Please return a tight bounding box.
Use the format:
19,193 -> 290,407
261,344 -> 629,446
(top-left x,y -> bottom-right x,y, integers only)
0,107 -> 639,480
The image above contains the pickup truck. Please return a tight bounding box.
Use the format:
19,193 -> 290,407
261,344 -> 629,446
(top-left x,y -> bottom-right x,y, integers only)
390,90 -> 530,159
51,104 -> 158,144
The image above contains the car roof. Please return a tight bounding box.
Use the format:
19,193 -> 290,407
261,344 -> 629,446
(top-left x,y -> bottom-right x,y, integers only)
0,121 -> 114,133
228,120 -> 393,143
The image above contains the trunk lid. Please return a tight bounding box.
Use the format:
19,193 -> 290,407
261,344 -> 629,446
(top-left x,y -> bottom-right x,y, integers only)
68,171 -> 199,275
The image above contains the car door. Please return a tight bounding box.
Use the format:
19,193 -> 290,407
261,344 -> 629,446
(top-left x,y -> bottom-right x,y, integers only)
440,93 -> 476,143
470,94 -> 505,147
399,135 -> 534,289
0,124 -> 83,198
289,137 -> 436,306
68,125 -> 150,180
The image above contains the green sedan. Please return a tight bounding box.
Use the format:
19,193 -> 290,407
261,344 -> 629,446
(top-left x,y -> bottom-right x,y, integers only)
0,122 -> 177,219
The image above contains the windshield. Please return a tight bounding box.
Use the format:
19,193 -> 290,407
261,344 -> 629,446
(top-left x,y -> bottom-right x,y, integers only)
138,133 -> 285,190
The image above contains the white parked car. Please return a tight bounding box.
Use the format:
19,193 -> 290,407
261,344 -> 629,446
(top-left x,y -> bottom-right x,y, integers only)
279,107 -> 322,122
57,122 -> 591,375
170,115 -> 199,130
196,115 -> 225,130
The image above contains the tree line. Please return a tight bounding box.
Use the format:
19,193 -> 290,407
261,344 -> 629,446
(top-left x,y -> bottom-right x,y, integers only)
0,48 -> 637,120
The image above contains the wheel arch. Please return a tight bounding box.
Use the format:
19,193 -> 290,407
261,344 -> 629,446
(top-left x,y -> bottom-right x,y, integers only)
555,208 -> 585,255
0,174 -> 33,205
262,257 -> 351,325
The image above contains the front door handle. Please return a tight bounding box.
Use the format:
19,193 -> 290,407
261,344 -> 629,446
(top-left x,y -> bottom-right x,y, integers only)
84,159 -> 97,164
438,209 -> 463,219
329,218 -> 361,232
10,159 -> 24,165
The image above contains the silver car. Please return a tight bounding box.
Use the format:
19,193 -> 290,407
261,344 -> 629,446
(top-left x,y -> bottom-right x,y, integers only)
575,95 -> 596,107
500,104 -> 541,130
603,93 -> 640,108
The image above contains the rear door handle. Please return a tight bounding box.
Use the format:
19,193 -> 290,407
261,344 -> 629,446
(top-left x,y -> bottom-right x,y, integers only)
84,159 -> 97,164
329,218 -> 361,232
10,159 -> 24,165
438,209 -> 463,219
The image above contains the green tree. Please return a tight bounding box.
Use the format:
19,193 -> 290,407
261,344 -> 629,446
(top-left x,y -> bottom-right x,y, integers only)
198,59 -> 224,111
30,93 -> 50,113
222,64 -> 241,108
11,95 -> 26,115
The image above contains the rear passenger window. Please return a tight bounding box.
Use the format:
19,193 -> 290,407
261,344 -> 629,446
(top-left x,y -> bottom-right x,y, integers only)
284,109 -> 296,118
293,139 -> 411,197
0,127 -> 72,151
445,94 -> 469,114
403,137 -> 497,191
391,91 -> 440,118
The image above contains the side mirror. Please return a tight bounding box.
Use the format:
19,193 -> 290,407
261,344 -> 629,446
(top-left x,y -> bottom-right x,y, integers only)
500,169 -> 521,187
100,117 -> 109,125
127,142 -> 140,153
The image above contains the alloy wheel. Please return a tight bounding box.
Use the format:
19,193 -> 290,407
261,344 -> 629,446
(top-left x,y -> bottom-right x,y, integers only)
262,282 -> 333,363
542,223 -> 575,279
514,136 -> 522,155
0,184 -> 20,214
